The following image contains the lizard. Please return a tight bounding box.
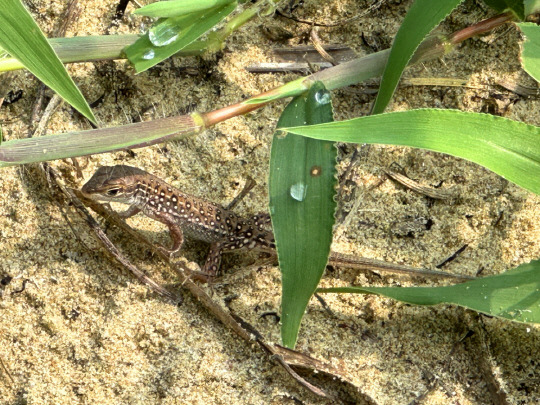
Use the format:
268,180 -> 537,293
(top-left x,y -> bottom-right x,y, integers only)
81,165 -> 275,278
81,165 -> 474,283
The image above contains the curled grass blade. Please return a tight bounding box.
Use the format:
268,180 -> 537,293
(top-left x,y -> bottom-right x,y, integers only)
282,109 -> 540,195
318,260 -> 540,324
0,0 -> 96,124
270,82 -> 337,348
125,1 -> 237,73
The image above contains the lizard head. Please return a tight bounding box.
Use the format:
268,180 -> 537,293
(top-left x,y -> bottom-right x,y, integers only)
81,165 -> 148,203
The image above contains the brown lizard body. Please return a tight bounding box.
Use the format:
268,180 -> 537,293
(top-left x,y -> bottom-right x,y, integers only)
81,165 -> 275,277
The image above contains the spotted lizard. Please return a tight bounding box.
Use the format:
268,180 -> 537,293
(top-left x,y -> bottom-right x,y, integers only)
81,165 -> 275,277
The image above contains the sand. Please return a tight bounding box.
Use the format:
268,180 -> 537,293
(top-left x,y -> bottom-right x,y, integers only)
0,0 -> 539,404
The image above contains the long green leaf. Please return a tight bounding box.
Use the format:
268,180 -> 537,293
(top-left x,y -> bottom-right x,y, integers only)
282,109 -> 540,195
0,115 -> 204,167
372,0 -> 463,114
270,83 -> 337,348
318,260 -> 540,324
517,23 -> 540,82
0,35 -> 206,73
125,1 -> 237,73
0,0 -> 96,124
134,0 -> 234,17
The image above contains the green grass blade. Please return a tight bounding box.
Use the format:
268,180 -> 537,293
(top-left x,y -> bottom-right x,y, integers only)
517,23 -> 540,82
134,0 -> 234,17
125,1 -> 237,73
318,260 -> 540,324
372,0 -> 462,114
270,82 -> 337,348
0,35 -> 206,73
0,0 -> 96,124
0,115 -> 204,167
243,78 -> 309,104
282,109 -> 540,195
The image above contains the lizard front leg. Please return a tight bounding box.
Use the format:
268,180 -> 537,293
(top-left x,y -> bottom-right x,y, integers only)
144,211 -> 184,258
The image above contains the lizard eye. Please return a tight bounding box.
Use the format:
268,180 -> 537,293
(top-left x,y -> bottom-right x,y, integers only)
106,188 -> 120,196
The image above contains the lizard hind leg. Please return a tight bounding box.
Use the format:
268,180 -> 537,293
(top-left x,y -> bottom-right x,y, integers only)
201,238 -> 249,277
202,242 -> 226,277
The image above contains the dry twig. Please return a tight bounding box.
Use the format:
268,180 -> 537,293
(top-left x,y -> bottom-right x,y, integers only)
309,27 -> 337,66
385,169 -> 455,200
0,355 -> 14,387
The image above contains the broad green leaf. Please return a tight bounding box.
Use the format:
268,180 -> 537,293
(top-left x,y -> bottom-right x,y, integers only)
517,23 -> 540,82
282,109 -> 540,196
483,0 -> 525,19
270,82 -> 337,348
125,1 -> 237,72
318,260 -> 540,324
134,0 -> 234,18
372,0 -> 463,114
0,0 -> 96,124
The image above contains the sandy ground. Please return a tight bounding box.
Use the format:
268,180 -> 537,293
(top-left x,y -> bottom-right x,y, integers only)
0,0 -> 539,404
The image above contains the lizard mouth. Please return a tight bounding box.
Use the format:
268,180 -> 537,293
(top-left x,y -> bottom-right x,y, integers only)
79,189 -> 106,201
80,183 -> 112,201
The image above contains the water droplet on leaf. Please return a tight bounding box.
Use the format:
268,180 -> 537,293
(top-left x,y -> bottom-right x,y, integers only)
149,20 -> 179,46
290,183 -> 307,201
314,89 -> 331,105
143,49 -> 155,60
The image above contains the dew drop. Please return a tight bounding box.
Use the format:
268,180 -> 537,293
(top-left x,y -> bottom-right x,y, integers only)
142,49 -> 155,60
314,89 -> 331,105
149,21 -> 179,46
290,182 -> 307,201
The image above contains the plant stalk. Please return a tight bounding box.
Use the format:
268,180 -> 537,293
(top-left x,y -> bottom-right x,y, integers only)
448,11 -> 514,44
